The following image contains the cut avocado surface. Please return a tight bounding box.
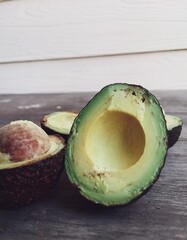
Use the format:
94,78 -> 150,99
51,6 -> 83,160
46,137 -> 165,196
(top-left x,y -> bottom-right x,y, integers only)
65,83 -> 168,206
165,115 -> 183,148
41,112 -> 77,141
0,135 -> 65,208
42,111 -> 182,149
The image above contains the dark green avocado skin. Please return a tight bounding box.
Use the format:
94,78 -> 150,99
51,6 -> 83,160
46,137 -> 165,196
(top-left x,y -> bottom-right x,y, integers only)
0,149 -> 64,209
168,125 -> 182,148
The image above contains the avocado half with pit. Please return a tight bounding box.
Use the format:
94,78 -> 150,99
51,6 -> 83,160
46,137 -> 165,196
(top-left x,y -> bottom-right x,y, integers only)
41,111 -> 182,149
65,83 -> 168,206
0,120 -> 65,208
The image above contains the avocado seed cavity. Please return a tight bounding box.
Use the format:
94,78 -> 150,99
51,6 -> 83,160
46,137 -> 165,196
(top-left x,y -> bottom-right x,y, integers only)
86,111 -> 145,171
0,120 -> 51,163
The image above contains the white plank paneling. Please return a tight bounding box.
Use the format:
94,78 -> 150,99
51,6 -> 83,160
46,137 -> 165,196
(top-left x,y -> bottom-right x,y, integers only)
0,50 -> 187,93
1,0 -> 187,62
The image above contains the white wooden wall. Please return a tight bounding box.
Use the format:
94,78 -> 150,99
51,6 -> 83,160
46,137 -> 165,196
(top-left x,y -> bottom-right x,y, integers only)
0,0 -> 187,93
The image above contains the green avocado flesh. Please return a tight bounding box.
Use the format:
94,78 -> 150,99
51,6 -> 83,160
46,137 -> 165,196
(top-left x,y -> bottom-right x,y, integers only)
41,112 -> 77,135
65,83 -> 168,206
165,115 -> 183,131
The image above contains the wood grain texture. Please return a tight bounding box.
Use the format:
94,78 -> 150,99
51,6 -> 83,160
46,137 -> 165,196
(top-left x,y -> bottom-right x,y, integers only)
0,90 -> 186,240
0,50 -> 187,94
1,0 -> 187,62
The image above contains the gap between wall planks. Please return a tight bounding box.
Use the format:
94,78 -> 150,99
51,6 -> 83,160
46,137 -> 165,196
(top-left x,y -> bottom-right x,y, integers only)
0,50 -> 187,93
1,0 -> 187,63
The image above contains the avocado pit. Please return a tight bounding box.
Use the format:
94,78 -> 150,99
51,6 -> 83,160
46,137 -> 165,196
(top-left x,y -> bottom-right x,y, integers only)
0,120 -> 50,163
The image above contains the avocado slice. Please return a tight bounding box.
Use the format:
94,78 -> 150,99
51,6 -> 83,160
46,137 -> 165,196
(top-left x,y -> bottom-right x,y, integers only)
41,112 -> 77,142
65,83 -> 168,206
165,115 -> 183,148
41,111 -> 182,148
0,134 -> 65,208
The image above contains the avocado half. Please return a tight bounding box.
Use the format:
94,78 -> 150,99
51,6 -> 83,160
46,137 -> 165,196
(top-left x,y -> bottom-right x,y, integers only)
0,135 -> 65,208
65,83 -> 168,206
41,112 -> 77,142
41,111 -> 182,149
165,115 -> 183,148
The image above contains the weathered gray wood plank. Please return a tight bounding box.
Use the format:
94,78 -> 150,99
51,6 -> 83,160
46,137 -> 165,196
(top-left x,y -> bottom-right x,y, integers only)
0,90 -> 186,240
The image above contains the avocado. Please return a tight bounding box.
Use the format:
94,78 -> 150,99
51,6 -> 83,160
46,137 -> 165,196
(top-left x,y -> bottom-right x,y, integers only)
65,83 -> 168,206
165,115 -> 183,148
41,112 -> 77,142
0,120 -> 65,208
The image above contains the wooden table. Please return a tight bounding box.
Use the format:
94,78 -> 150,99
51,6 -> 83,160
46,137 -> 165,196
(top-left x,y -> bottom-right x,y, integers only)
0,91 -> 186,240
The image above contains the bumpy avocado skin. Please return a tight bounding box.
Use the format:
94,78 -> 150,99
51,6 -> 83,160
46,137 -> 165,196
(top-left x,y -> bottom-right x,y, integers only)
65,83 -> 168,206
168,125 -> 182,148
0,149 -> 64,208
